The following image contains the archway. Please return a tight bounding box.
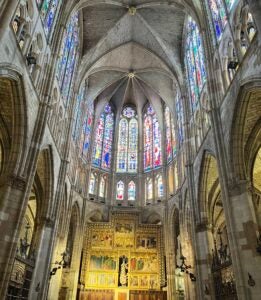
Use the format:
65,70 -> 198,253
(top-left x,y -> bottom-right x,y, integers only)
197,153 -> 237,299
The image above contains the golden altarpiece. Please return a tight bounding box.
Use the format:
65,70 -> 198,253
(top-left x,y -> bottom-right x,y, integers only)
79,212 -> 167,300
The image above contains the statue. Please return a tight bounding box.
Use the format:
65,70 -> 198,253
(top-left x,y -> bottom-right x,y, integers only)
120,257 -> 128,286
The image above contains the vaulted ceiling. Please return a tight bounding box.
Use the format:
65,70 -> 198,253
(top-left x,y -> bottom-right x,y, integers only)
67,0 -> 201,112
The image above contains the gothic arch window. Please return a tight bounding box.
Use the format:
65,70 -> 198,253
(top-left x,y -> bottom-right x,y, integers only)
128,181 -> 136,201
168,166 -> 174,196
207,0 -> 227,40
117,119 -> 128,172
156,175 -> 164,198
146,178 -> 153,202
57,12 -> 79,105
176,93 -> 184,145
116,180 -> 124,200
99,176 -> 106,198
185,17 -> 206,112
165,106 -> 177,163
92,104 -> 114,170
37,0 -> 60,37
144,104 -> 162,171
117,107 -> 138,173
81,102 -> 94,160
72,83 -> 86,142
89,173 -> 96,194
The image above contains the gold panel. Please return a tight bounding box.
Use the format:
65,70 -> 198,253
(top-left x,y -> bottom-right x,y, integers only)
81,212 -> 164,291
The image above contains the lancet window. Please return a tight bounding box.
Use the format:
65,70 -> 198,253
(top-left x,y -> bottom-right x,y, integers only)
165,106 -> 177,163
57,12 -> 79,105
185,16 -> 206,111
37,0 -> 60,37
128,181 -> 136,201
92,104 -> 114,170
144,105 -> 162,171
117,107 -> 138,173
116,181 -> 124,200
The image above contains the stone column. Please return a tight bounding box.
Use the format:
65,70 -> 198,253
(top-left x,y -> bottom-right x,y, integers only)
0,176 -> 30,296
226,180 -> 261,299
0,0 -> 18,41
28,218 -> 55,300
164,211 -> 177,300
194,223 -> 215,300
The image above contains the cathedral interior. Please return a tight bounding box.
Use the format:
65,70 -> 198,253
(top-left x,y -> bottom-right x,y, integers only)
0,0 -> 261,299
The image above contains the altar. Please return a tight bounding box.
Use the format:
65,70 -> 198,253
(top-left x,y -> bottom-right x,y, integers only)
78,212 -> 166,300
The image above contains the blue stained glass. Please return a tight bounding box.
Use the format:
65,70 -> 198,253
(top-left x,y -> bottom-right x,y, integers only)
117,118 -> 128,172
57,12 -> 79,105
72,84 -> 85,141
92,113 -> 105,167
208,0 -> 227,40
117,107 -> 138,173
82,102 -> 94,159
101,113 -> 114,169
157,175 -> 164,197
128,118 -> 138,172
176,94 -> 184,144
185,17 -> 206,111
38,0 -> 59,37
92,104 -> 114,170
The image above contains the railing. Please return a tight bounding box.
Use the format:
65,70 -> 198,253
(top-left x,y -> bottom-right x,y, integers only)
211,236 -> 237,300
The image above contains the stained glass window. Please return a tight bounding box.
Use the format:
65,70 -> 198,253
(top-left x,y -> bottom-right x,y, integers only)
168,166 -> 174,195
92,104 -> 114,170
99,177 -> 105,198
72,83 -> 86,142
128,181 -> 136,200
176,93 -> 184,144
81,102 -> 94,159
116,181 -> 124,200
144,115 -> 152,171
38,0 -> 60,37
208,0 -> 227,40
57,12 -> 79,105
117,107 -> 138,173
165,107 -> 177,162
157,175 -> 164,198
144,105 -> 162,171
117,119 -> 128,172
185,17 -> 206,111
101,112 -> 114,169
89,173 -> 95,194
92,113 -> 105,167
128,118 -> 138,172
225,0 -> 236,11
147,178 -> 153,200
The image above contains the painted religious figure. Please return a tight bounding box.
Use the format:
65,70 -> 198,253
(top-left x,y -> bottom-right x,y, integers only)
119,257 -> 128,286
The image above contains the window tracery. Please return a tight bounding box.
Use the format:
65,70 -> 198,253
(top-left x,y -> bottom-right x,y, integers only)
89,173 -> 96,194
144,105 -> 162,171
37,0 -> 60,37
57,12 -> 79,105
99,177 -> 106,198
185,17 -> 206,111
92,104 -> 114,170
117,107 -> 138,173
128,181 -> 136,201
165,106 -> 177,163
116,180 -> 124,200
